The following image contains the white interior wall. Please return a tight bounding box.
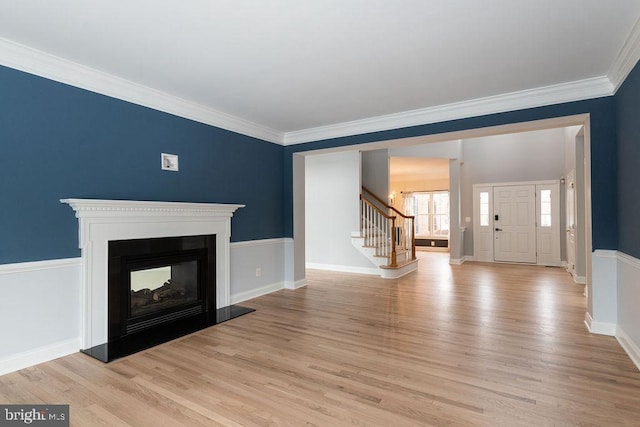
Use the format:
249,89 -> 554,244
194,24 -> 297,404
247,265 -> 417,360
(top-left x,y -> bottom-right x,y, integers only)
449,159 -> 463,262
575,134 -> 587,279
563,126 -> 587,278
389,140 -> 462,160
460,128 -> 566,256
305,151 -> 373,271
361,149 -> 389,200
290,154 -> 307,288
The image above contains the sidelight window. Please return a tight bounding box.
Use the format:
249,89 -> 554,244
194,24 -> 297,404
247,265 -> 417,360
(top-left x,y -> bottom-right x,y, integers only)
540,189 -> 552,227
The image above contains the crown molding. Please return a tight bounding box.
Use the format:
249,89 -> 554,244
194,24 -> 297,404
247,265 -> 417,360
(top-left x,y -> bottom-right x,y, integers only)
608,17 -> 640,92
0,37 -> 285,145
4,29 -> 637,148
283,76 -> 614,145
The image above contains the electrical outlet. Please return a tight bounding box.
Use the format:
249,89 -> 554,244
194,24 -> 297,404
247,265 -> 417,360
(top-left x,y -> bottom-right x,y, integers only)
161,153 -> 179,171
255,268 -> 262,277
431,241 -> 435,246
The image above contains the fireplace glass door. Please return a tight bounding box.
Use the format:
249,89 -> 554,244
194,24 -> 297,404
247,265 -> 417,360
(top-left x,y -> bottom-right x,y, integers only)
130,260 -> 199,318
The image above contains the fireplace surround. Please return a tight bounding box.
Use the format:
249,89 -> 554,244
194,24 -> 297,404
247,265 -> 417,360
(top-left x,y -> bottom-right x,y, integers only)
61,199 -> 251,361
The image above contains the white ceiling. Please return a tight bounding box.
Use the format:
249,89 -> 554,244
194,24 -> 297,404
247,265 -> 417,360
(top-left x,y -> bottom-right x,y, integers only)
1,1 -> 640,144
390,157 -> 449,183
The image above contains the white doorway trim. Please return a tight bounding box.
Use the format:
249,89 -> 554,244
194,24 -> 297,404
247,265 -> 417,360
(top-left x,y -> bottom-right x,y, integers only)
290,114 -> 593,329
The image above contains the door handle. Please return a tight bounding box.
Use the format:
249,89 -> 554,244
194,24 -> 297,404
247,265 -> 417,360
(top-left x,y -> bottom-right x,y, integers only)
495,228 -> 502,231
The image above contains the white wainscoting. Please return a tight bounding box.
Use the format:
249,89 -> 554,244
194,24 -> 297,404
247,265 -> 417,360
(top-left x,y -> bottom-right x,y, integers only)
4,245 -> 636,375
589,250 -> 618,334
229,238 -> 291,303
0,238 -> 298,375
0,258 -> 82,376
616,251 -> 640,371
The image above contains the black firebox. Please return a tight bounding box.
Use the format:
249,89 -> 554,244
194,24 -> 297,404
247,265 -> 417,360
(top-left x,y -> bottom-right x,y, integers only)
81,234 -> 254,362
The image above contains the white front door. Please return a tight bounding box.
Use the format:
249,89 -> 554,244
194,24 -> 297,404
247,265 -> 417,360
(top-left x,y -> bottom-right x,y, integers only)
493,185 -> 537,263
566,170 -> 577,276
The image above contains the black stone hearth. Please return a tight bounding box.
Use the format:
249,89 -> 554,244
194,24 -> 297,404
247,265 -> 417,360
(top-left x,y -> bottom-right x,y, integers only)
81,305 -> 255,362
81,235 -> 254,362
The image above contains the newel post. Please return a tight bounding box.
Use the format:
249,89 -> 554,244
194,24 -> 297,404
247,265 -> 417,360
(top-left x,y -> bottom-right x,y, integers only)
390,216 -> 398,267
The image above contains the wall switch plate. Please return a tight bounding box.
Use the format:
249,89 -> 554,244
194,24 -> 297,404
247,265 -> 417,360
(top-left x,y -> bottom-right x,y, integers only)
161,153 -> 179,171
465,217 -> 471,223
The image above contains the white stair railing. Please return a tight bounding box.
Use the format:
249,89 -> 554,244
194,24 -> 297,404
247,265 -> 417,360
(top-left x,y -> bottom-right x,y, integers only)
360,187 -> 416,267
360,195 -> 396,265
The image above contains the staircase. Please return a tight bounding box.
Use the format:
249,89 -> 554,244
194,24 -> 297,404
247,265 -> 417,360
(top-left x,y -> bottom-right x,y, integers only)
351,187 -> 419,279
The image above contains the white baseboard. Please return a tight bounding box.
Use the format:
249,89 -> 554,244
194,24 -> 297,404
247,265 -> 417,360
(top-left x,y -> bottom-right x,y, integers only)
616,327 -> 640,372
0,338 -> 80,376
449,256 -> 471,265
574,275 -> 587,285
305,262 -> 379,276
285,279 -> 307,290
230,281 -> 284,304
584,312 -> 616,336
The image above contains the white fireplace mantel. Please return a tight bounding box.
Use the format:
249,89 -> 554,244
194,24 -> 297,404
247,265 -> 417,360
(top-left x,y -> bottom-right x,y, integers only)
61,198 -> 244,350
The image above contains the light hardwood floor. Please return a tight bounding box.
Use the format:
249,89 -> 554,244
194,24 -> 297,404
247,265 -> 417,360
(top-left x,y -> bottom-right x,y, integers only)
1,253 -> 639,426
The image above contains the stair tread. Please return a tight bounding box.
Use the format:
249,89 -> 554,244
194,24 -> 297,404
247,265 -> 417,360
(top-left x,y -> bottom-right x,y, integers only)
379,258 -> 419,269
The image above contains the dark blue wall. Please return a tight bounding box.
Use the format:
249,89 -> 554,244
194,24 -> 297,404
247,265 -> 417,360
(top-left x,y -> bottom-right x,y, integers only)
0,65 -> 284,264
616,61 -> 640,259
284,97 -> 618,251
1,61 -> 625,265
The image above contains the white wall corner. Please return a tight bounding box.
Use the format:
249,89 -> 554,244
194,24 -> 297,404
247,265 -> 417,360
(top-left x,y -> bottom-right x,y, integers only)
584,311 -> 617,336
285,278 -> 307,290
283,237 -> 296,284
616,327 -> 640,372
574,275 -> 587,285
590,249 -> 618,328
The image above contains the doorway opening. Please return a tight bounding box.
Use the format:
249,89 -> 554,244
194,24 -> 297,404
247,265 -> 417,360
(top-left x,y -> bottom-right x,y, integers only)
293,114 -> 592,309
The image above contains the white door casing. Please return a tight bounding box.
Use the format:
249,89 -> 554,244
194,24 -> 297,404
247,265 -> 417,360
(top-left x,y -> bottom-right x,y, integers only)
566,170 -> 577,276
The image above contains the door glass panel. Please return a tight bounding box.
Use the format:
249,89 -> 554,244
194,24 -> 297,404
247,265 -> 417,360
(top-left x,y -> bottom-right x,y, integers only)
480,192 -> 489,226
540,189 -> 551,227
